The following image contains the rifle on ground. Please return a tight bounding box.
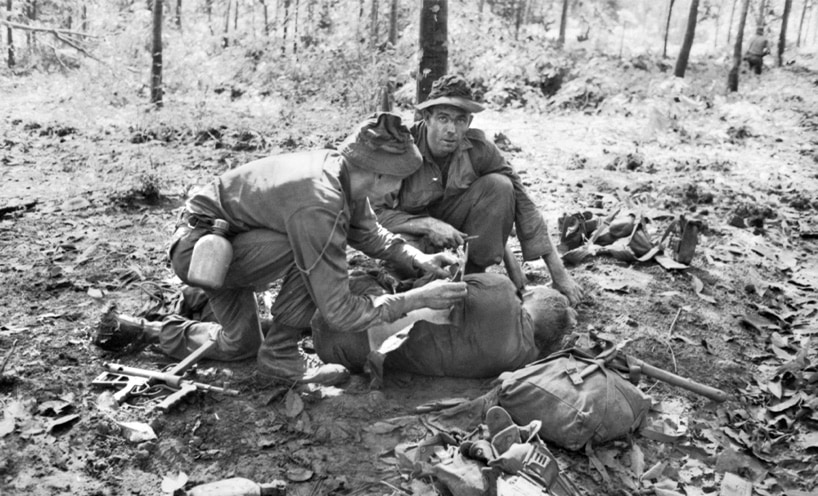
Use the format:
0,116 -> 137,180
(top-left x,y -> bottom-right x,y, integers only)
92,337 -> 238,410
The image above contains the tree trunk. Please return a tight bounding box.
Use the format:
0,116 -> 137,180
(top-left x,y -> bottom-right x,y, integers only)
293,0 -> 299,55
713,0 -> 722,48
150,0 -> 163,107
370,0 -> 378,49
223,0 -> 231,47
388,0 -> 398,45
357,0 -> 364,43
727,0 -> 737,43
260,0 -> 269,35
26,0 -> 36,48
796,0 -> 808,46
777,0 -> 793,66
757,0 -> 767,27
6,0 -> 13,68
234,0 -> 239,31
674,0 -> 700,77
728,0 -> 751,91
282,0 -> 290,55
557,0 -> 568,47
416,0 -> 447,117
515,0 -> 525,41
663,0 -> 676,58
174,0 -> 181,29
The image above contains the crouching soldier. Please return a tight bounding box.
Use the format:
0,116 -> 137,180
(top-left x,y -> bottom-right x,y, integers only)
94,113 -> 468,386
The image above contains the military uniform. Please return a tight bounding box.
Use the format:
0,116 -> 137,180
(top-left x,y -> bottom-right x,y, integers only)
163,150 -> 417,363
375,122 -> 556,269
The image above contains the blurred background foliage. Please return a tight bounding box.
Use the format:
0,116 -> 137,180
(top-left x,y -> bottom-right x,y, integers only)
1,0 -> 814,116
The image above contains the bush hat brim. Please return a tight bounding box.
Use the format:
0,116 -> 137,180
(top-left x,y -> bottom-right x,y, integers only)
416,96 -> 485,114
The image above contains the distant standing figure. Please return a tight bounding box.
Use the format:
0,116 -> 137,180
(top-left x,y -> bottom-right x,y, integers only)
745,27 -> 770,75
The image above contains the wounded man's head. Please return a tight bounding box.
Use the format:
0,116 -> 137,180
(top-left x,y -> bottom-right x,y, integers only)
523,286 -> 577,357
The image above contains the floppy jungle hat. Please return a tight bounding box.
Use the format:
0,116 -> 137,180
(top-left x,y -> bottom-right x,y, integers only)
415,74 -> 485,113
339,112 -> 422,177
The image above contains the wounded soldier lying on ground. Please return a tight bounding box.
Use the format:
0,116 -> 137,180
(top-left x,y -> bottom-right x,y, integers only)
97,271 -> 575,383
311,271 -> 577,380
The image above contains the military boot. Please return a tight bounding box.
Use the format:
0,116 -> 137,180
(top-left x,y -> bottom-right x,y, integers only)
256,322 -> 349,386
93,304 -> 162,353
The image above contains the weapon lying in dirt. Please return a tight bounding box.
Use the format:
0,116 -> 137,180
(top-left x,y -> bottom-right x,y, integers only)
576,343 -> 730,403
97,362 -> 239,411
92,337 -> 238,410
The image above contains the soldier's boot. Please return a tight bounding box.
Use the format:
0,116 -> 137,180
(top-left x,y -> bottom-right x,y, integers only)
93,304 -> 162,353
256,322 -> 349,386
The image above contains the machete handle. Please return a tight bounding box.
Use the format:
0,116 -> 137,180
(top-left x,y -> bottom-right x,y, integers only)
630,358 -> 730,403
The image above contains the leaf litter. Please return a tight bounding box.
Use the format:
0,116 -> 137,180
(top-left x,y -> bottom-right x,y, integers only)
1,53 -> 818,496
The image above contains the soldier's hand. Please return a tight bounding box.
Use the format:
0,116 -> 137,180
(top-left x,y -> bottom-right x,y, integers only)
409,279 -> 468,309
423,218 -> 468,249
414,251 -> 459,279
552,272 -> 585,307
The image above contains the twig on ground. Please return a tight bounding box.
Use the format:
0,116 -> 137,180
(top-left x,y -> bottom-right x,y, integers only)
663,308 -> 682,373
667,307 -> 682,336
1,340 -> 19,375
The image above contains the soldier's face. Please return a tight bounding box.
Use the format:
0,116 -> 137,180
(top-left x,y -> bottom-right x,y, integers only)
425,106 -> 472,159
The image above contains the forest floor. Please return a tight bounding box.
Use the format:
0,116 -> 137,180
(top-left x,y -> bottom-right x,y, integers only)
1,53 -> 818,496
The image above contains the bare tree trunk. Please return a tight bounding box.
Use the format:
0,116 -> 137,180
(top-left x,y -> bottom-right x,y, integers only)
777,0 -> 792,66
260,0 -> 269,35
515,0 -> 525,40
293,0 -> 299,55
26,0 -> 36,48
757,0 -> 767,27
282,0 -> 290,55
273,0 -> 280,38
357,0 -> 364,43
234,0 -> 239,31
305,0 -> 314,44
416,0 -> 448,117
557,0 -> 568,46
674,0 -> 700,77
727,0 -> 737,43
223,0 -> 231,46
663,0 -> 676,57
728,0 -> 751,91
796,0 -> 808,46
370,0 -> 378,49
150,0 -> 163,107
6,0 -> 13,68
174,0 -> 181,29
713,0 -> 722,48
388,0 -> 398,46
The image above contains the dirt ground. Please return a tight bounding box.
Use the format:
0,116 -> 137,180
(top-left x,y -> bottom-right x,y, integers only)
1,55 -> 818,496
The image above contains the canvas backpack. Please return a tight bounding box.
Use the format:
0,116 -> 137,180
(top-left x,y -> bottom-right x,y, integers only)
496,348 -> 652,451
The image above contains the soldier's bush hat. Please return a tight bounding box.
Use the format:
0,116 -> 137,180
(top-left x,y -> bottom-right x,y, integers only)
415,74 -> 485,114
339,112 -> 422,177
